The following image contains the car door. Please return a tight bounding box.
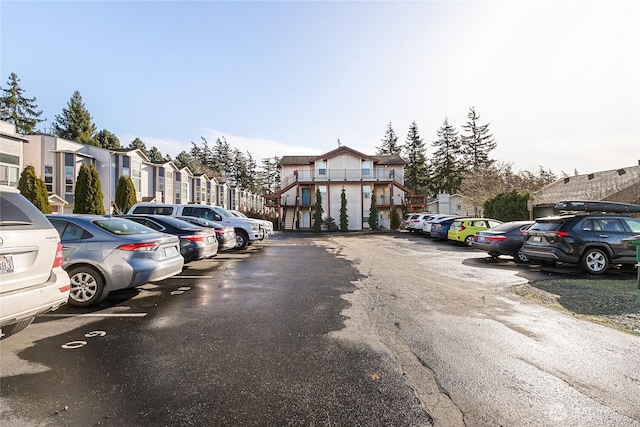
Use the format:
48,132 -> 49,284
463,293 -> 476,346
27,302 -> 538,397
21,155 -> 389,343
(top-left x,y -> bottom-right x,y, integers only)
49,219 -> 90,261
593,217 -> 632,259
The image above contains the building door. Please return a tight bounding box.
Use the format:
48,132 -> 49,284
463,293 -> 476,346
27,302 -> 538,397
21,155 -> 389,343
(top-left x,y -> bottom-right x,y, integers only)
300,211 -> 311,228
301,188 -> 311,205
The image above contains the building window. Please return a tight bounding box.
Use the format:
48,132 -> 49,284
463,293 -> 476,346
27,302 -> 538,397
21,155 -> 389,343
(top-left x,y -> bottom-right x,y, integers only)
165,171 -> 173,201
362,161 -> 371,177
64,153 -> 75,195
201,182 -> 206,203
131,160 -> 141,192
317,161 -> 326,176
181,181 -> 188,202
0,165 -> 19,187
122,156 -> 130,177
44,165 -> 54,193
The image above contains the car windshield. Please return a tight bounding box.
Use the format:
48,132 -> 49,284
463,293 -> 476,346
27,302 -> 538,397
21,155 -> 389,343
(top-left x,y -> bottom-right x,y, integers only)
215,206 -> 235,218
94,218 -> 156,235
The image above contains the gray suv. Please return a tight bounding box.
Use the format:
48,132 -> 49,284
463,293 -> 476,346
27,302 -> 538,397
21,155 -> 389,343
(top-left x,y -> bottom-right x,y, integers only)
522,201 -> 640,274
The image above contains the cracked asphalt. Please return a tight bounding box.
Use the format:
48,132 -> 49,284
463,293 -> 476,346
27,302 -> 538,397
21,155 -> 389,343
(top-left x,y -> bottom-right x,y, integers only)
1,232 -> 639,426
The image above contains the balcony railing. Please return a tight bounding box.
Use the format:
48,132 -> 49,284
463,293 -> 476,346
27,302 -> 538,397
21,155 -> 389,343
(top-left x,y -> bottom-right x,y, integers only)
281,168 -> 404,190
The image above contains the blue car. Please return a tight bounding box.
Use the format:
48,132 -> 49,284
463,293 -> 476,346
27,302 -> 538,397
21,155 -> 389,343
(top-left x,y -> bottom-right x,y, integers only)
429,217 -> 458,240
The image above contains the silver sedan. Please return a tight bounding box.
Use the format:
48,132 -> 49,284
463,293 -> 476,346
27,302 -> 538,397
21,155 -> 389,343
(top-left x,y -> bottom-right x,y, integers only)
47,215 -> 184,307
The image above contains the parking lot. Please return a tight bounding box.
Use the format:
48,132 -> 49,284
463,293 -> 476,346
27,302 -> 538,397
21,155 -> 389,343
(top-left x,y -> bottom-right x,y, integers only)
2,232 -> 639,427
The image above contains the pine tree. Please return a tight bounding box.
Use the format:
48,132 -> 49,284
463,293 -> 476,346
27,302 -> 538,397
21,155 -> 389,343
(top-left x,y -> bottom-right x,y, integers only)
313,188 -> 324,231
95,129 -> 121,149
339,188 -> 349,231
376,122 -> 402,155
430,118 -> 464,195
174,151 -> 197,173
17,165 -> 51,213
390,209 -> 400,230
114,175 -> 137,214
402,121 -> 429,194
52,91 -> 97,145
460,107 -> 496,168
259,156 -> 280,194
147,146 -> 165,162
129,138 -> 150,157
73,163 -> 105,214
368,193 -> 378,230
0,73 -> 45,134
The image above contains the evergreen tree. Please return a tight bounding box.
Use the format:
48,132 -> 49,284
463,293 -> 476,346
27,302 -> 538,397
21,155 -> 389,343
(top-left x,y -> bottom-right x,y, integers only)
390,209 -> 400,230
313,188 -> 324,231
368,193 -> 378,230
114,175 -> 137,214
483,190 -> 530,221
214,137 -> 234,178
376,122 -> 402,155
402,121 -> 429,194
174,151 -> 197,173
430,117 -> 464,194
0,73 -> 45,134
17,165 -> 51,213
73,163 -> 105,214
339,188 -> 348,231
95,129 -> 121,149
147,146 -> 164,162
52,91 -> 97,145
460,107 -> 496,168
259,156 -> 280,194
129,137 -> 150,157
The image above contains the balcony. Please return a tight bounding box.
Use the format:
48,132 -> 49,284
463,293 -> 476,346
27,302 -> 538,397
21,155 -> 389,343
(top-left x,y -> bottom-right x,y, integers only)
280,168 -> 404,190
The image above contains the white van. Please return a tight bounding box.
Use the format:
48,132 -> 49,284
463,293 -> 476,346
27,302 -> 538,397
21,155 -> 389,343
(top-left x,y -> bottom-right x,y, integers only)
127,203 -> 264,250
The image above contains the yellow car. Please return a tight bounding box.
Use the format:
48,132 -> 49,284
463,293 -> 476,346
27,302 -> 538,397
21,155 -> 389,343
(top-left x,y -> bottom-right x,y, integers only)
448,217 -> 503,246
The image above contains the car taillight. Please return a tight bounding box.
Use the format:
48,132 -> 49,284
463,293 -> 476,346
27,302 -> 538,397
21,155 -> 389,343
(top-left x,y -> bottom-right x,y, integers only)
181,235 -> 206,243
53,242 -> 64,267
117,242 -> 159,251
547,231 -> 569,238
487,236 -> 507,242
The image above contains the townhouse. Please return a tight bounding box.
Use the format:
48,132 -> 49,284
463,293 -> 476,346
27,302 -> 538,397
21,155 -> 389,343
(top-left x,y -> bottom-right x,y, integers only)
0,120 -> 264,213
264,145 -> 412,231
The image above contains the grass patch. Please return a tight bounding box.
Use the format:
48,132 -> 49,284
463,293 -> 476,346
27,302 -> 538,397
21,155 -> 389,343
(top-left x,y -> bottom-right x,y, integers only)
511,278 -> 640,335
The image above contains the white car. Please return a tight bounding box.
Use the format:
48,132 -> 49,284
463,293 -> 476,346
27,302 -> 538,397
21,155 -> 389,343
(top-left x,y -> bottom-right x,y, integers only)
421,214 -> 458,236
0,186 -> 70,338
407,213 -> 432,234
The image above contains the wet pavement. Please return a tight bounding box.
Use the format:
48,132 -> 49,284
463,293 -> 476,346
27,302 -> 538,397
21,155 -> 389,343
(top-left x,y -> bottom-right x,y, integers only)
1,232 -> 639,427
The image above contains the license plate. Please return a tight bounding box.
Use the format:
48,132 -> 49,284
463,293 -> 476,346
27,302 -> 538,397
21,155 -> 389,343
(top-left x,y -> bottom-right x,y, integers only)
533,236 -> 542,243
478,237 -> 486,243
163,247 -> 178,257
0,255 -> 14,274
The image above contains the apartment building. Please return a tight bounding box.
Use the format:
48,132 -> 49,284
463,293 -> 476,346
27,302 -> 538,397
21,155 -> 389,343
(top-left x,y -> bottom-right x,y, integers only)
0,120 -> 263,213
265,145 -> 410,231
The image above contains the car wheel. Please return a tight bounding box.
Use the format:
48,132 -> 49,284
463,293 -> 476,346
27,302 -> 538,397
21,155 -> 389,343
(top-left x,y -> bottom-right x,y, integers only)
513,246 -> 529,263
1,317 -> 34,339
581,248 -> 609,275
235,230 -> 249,250
464,235 -> 474,247
68,265 -> 108,307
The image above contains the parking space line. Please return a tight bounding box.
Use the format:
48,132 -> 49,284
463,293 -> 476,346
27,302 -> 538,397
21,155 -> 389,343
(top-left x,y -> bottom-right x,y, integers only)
175,275 -> 214,279
39,313 -> 147,318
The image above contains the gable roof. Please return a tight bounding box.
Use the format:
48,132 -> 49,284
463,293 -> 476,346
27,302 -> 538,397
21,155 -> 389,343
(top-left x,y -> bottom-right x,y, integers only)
279,145 -> 405,167
532,164 -> 640,205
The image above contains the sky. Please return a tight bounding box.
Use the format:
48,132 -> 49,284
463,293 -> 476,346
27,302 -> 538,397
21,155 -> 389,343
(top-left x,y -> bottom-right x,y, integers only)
1,0 -> 639,176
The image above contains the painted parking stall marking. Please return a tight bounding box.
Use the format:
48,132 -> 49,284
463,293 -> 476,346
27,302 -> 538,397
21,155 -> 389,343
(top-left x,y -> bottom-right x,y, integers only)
62,330 -> 107,349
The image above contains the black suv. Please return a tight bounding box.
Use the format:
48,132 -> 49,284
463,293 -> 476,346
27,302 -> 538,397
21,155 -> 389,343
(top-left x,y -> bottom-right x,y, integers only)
522,201 -> 640,274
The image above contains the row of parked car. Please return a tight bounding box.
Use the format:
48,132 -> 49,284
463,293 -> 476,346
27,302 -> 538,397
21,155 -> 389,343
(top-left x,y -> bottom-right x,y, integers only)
0,188 -> 273,338
403,200 -> 640,275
